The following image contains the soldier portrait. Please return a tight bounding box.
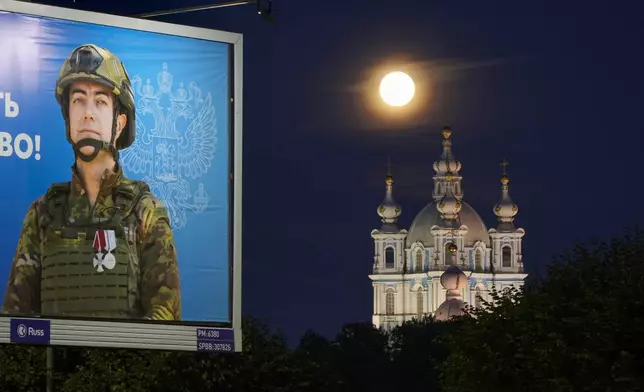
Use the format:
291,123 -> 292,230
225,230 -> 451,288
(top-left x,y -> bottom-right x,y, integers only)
0,44 -> 182,321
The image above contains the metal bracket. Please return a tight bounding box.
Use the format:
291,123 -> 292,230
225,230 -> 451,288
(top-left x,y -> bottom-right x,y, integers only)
131,0 -> 272,20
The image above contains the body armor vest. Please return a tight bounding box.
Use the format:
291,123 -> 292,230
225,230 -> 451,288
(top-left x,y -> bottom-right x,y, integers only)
37,180 -> 150,319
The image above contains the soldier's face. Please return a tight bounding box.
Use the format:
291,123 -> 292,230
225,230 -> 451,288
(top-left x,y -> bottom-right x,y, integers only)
68,81 -> 127,158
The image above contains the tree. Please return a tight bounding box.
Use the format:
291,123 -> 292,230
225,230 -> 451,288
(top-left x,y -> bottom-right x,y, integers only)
60,347 -> 170,392
219,316 -> 295,391
388,316 -> 454,391
333,322 -> 392,392
0,345 -> 45,392
0,316 -> 296,392
291,329 -> 344,392
439,228 -> 644,392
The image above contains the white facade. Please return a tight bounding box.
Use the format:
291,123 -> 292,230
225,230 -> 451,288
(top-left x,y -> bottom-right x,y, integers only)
369,126 -> 527,330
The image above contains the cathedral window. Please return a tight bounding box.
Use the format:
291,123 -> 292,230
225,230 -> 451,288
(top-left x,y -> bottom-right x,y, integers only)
385,247 -> 395,269
475,288 -> 482,307
416,291 -> 424,315
444,242 -> 455,265
475,250 -> 482,271
385,289 -> 394,315
415,249 -> 423,272
502,246 -> 512,267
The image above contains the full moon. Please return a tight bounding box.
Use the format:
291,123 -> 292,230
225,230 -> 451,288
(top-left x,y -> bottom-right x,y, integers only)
379,71 -> 415,107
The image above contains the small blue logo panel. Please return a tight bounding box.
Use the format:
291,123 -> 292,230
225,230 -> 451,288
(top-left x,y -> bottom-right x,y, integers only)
10,318 -> 51,345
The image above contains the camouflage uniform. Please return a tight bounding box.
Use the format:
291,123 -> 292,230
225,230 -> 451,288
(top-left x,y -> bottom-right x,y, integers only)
1,44 -> 181,320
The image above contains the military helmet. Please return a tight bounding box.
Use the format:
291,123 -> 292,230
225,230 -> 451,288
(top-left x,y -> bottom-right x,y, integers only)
55,44 -> 136,151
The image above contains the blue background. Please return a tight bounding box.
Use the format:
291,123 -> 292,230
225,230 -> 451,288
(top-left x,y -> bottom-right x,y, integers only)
0,11 -> 231,323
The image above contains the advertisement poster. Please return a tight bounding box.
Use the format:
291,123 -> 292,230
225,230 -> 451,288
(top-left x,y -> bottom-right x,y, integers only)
0,9 -> 232,325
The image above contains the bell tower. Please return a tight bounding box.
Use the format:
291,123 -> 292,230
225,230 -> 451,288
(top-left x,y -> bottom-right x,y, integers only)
371,163 -> 406,273
369,163 -> 408,330
488,159 -> 525,273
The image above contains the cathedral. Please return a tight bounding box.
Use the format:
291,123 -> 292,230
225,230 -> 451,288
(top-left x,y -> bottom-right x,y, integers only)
369,126 -> 528,329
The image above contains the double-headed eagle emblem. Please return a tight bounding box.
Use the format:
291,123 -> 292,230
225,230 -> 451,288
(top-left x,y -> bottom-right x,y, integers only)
121,62 -> 218,229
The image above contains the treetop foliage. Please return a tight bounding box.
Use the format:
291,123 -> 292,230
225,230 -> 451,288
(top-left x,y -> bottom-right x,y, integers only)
2,228 -> 644,391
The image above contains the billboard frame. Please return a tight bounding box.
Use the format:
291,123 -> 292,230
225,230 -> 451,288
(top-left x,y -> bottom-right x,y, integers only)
0,0 -> 243,353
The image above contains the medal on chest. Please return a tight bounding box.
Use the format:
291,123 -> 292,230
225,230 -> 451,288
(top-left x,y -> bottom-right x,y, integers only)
92,229 -> 117,272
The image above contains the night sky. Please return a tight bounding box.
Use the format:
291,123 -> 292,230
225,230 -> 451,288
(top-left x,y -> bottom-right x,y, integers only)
40,0 -> 644,345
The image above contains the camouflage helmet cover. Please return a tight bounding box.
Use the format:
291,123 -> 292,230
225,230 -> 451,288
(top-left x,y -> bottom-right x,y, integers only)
55,44 -> 136,150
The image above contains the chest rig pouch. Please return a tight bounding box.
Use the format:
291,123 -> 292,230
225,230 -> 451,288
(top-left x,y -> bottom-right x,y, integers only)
37,180 -> 150,319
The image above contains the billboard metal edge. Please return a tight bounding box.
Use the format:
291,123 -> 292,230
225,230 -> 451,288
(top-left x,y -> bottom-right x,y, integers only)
232,34 -> 244,353
0,0 -> 244,353
0,0 -> 242,43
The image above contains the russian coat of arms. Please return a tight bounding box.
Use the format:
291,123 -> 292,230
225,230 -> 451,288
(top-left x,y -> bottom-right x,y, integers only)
121,62 -> 218,229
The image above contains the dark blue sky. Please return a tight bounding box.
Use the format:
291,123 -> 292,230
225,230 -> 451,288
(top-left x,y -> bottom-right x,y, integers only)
44,0 -> 644,344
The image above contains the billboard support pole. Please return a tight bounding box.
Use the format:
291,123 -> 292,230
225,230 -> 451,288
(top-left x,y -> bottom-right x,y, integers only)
46,346 -> 54,392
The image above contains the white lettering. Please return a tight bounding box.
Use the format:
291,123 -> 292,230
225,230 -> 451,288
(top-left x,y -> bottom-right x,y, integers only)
27,327 -> 45,337
197,329 -> 221,338
14,133 -> 33,159
0,132 -> 41,160
197,342 -> 232,351
0,91 -> 20,117
0,132 -> 11,157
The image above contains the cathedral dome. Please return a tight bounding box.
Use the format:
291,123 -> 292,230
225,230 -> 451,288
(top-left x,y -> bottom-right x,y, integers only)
440,265 -> 468,290
493,166 -> 519,229
407,201 -> 490,247
376,172 -> 402,233
435,264 -> 468,321
434,298 -> 466,321
377,175 -> 401,221
432,127 -> 462,175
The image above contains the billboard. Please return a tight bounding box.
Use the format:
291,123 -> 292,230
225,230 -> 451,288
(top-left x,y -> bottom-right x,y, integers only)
0,0 -> 243,352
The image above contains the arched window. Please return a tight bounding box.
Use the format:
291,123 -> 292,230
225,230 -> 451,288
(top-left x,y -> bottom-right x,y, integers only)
444,242 -> 455,265
502,246 -> 512,267
416,291 -> 424,315
385,289 -> 395,315
385,247 -> 395,269
415,249 -> 423,272
475,250 -> 482,271
475,288 -> 482,307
